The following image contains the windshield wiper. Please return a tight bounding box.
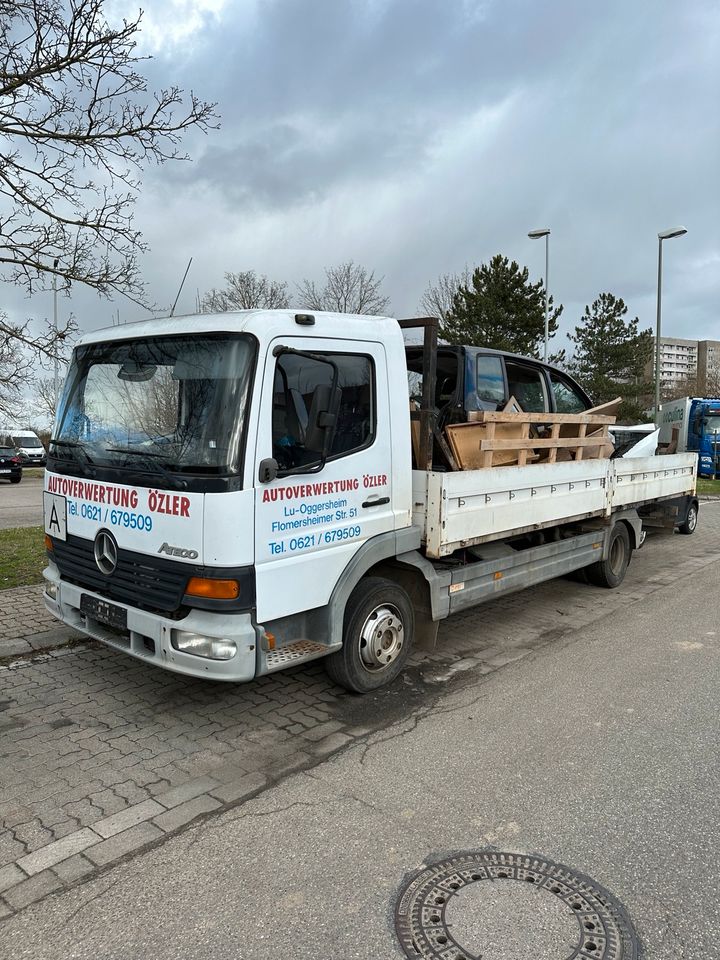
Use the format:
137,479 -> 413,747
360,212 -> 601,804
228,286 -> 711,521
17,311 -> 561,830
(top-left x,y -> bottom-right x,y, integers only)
105,447 -> 186,490
49,438 -> 95,475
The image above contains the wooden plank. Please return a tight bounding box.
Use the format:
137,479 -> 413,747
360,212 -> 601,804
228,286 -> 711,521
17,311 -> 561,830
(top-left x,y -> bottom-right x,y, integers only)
470,411 -> 617,425
502,395 -> 524,414
409,402 -> 421,467
548,422 -> 560,464
575,422 -> 588,462
446,421 -> 530,469
482,422 -> 496,469
478,435 -> 614,451
434,423 -> 459,470
584,396 -> 622,417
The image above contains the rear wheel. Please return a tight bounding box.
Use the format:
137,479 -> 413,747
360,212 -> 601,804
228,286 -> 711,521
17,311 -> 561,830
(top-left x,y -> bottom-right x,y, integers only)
325,576 -> 414,693
677,501 -> 698,535
586,523 -> 631,588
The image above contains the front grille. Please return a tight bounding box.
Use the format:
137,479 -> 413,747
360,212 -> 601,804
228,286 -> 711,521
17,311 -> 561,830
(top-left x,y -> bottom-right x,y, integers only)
52,534 -> 189,613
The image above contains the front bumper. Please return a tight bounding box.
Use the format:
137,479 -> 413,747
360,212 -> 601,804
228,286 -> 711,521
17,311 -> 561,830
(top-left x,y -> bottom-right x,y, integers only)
43,564 -> 259,682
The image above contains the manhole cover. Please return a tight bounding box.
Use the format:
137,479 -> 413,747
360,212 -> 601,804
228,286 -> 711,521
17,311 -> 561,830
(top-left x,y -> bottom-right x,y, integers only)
394,851 -> 639,959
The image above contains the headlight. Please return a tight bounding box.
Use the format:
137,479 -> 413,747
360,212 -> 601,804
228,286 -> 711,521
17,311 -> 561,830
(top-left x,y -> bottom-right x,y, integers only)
44,582 -> 58,601
171,630 -> 237,660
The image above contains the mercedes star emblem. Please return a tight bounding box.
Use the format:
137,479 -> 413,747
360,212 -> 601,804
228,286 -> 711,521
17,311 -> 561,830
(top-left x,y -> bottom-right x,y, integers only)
94,530 -> 118,575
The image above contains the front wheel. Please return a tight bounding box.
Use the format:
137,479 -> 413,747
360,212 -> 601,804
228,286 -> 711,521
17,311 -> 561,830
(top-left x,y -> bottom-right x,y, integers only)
325,577 -> 414,693
586,523 -> 631,588
10,475 -> 21,484
677,501 -> 698,535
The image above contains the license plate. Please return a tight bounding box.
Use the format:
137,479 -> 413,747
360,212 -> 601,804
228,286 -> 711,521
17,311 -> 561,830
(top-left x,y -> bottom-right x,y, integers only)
80,595 -> 127,630
0,468 -> 10,473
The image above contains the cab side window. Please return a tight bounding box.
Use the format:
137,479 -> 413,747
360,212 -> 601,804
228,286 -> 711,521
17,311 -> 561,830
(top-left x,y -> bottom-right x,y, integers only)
271,352 -> 375,472
505,361 -> 548,412
476,355 -> 505,405
550,373 -> 588,413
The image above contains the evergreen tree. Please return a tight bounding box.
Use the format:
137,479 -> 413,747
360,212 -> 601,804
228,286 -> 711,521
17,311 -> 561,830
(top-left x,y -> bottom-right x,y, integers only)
568,293 -> 653,421
440,255 -> 562,360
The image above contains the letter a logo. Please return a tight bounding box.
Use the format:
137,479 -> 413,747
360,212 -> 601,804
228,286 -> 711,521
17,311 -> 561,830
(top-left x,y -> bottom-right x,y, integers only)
44,492 -> 67,541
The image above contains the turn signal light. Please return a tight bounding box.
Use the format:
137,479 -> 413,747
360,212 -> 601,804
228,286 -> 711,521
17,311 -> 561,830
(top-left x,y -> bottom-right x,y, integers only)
44,534 -> 53,551
186,577 -> 240,600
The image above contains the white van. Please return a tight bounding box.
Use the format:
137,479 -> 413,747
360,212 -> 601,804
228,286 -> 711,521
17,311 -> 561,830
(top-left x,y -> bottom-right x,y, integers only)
0,428 -> 47,466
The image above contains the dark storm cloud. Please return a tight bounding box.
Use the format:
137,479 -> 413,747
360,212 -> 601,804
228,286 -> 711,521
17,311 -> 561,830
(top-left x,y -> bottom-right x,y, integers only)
162,0 -> 606,210
6,0 -> 718,349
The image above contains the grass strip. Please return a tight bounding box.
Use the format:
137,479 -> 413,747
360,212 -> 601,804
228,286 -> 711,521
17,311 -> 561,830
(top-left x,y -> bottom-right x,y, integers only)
697,477 -> 720,496
0,525 -> 47,589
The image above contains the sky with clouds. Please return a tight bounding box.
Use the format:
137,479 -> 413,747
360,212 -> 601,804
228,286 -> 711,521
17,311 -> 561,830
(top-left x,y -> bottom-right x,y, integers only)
10,0 -> 720,349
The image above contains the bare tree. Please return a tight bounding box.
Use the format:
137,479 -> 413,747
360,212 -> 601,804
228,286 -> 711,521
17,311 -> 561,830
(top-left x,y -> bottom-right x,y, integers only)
0,0 -> 218,304
419,267 -> 472,321
34,374 -> 61,422
1,313 -> 75,420
201,270 -> 289,312
296,261 -> 390,314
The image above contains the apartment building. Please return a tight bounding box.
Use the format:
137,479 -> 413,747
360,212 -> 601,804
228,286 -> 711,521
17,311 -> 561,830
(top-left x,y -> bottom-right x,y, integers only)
655,336 -> 698,385
647,337 -> 720,392
698,340 -> 720,391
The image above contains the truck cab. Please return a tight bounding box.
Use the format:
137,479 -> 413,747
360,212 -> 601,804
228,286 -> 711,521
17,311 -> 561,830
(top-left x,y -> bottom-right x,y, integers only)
659,396 -> 720,477
687,400 -> 720,477
43,310 -> 414,688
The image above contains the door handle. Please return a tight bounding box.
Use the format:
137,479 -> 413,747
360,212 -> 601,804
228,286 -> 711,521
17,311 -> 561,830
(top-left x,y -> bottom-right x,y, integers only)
362,496 -> 390,508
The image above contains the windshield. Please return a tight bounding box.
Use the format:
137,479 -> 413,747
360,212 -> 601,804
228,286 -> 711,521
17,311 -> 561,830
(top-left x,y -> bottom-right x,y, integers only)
15,436 -> 43,448
52,334 -> 255,477
704,416 -> 720,436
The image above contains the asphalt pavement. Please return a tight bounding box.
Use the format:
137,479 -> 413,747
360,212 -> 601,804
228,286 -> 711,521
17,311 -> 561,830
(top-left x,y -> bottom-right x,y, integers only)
1,528 -> 718,958
0,477 -> 44,530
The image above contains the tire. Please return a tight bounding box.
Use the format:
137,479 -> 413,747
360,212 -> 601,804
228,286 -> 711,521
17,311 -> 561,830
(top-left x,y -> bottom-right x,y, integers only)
586,523 -> 631,589
10,475 -> 21,484
677,501 -> 698,536
325,576 -> 414,693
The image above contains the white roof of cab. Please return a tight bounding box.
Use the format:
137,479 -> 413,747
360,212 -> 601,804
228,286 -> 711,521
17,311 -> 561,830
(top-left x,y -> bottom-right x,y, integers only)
77,309 -> 401,347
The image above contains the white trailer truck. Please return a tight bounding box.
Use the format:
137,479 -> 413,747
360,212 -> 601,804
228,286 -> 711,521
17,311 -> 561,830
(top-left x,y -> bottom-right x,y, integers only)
43,311 -> 698,692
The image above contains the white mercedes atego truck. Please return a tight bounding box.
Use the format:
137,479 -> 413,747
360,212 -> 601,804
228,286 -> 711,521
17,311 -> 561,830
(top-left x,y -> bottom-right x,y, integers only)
43,311 -> 698,692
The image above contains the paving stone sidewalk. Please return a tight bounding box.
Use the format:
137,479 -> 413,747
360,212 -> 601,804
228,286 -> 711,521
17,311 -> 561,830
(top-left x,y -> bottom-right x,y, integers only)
0,503 -> 719,919
0,586 -> 82,659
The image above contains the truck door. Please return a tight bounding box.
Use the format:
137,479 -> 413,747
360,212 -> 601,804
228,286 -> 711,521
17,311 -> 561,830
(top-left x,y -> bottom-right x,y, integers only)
253,337 -> 394,623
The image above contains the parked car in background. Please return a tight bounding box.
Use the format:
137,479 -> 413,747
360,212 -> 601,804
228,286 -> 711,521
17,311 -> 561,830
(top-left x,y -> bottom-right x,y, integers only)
0,428 -> 47,467
0,445 -> 23,483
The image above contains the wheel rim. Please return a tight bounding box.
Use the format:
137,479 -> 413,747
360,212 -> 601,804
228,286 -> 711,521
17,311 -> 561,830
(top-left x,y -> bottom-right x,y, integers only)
359,603 -> 404,671
609,534 -> 626,575
687,507 -> 697,531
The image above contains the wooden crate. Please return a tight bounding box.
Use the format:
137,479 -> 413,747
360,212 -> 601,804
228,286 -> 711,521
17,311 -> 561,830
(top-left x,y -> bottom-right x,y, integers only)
446,410 -> 616,469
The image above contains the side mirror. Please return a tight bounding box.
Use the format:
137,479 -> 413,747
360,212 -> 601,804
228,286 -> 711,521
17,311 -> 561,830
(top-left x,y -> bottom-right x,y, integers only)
304,384 -> 341,455
258,457 -> 278,483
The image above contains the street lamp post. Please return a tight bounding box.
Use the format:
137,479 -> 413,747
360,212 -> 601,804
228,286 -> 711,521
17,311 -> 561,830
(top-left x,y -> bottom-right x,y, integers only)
654,227 -> 688,424
53,257 -> 59,413
528,228 -> 550,361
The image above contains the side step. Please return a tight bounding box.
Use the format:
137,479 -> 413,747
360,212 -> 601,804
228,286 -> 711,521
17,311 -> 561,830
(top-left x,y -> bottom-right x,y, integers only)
264,640 -> 331,673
